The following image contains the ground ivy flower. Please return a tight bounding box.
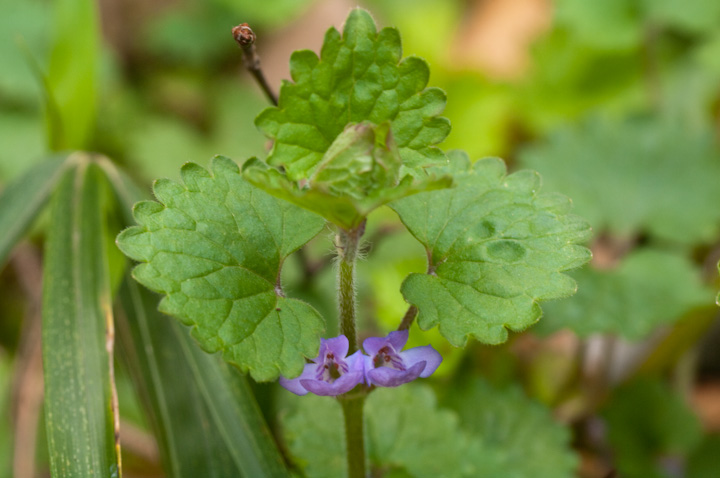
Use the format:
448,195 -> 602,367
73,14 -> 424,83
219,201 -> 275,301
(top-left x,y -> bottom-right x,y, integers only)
279,335 -> 364,396
362,330 -> 442,387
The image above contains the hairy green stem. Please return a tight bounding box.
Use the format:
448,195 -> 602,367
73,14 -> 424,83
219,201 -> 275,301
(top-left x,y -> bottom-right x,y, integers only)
336,223 -> 363,354
336,222 -> 366,477
340,395 -> 367,478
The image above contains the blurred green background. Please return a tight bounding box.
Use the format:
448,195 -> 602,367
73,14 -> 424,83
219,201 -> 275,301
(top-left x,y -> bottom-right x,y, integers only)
2,0 -> 720,477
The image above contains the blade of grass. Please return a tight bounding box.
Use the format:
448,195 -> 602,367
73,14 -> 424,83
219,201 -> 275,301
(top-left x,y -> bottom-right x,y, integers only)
115,277 -> 239,476
42,157 -> 121,477
175,319 -> 290,477
0,155 -> 70,266
117,277 -> 292,477
100,158 -> 290,477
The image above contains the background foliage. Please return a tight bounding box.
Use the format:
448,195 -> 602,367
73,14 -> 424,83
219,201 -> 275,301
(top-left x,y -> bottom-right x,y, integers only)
1,0 -> 720,477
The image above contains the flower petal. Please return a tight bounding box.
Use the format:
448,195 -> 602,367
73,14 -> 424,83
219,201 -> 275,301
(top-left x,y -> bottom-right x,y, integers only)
278,363 -> 317,396
346,350 -> 366,372
367,360 -> 426,387
319,335 -> 350,362
385,330 -> 409,350
400,344 -> 442,378
363,330 -> 410,356
300,371 -> 364,396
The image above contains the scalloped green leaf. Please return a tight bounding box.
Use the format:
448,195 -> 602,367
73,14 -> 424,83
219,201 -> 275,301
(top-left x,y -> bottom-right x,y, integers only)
519,118 -> 720,245
391,154 -> 592,346
535,249 -> 713,339
116,156 -> 326,381
254,8 -> 450,180
444,378 -> 578,478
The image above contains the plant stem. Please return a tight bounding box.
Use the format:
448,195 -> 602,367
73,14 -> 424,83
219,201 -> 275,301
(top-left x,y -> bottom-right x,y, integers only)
339,395 -> 367,478
336,222 -> 364,354
397,305 -> 417,331
336,221 -> 367,477
232,23 -> 278,106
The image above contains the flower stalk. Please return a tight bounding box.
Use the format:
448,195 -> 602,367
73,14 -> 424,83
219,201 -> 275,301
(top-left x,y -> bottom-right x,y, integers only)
339,394 -> 367,478
336,222 -> 364,354
336,222 -> 366,477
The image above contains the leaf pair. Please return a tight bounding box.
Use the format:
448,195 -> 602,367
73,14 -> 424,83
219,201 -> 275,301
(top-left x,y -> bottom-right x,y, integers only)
118,152 -> 591,379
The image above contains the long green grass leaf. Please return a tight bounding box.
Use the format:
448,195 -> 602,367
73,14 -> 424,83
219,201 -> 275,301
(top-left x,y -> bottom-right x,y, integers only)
100,159 -> 290,477
116,278 -> 289,477
42,157 -> 121,477
0,154 -> 69,266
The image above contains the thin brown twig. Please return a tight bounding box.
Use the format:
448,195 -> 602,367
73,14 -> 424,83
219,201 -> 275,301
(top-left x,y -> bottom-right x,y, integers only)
232,23 -> 278,106
231,22 -> 337,290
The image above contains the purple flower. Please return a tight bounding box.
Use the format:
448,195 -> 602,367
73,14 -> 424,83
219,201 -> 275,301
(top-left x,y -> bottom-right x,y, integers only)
279,335 -> 364,396
362,330 -> 442,387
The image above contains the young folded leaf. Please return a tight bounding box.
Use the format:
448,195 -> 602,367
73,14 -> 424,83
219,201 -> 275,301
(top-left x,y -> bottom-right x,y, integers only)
116,156 -> 327,381
244,121 -> 452,228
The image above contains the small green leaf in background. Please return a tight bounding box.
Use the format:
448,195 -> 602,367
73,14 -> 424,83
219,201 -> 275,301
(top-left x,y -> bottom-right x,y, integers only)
116,156 -> 326,381
602,378 -> 703,478
535,249 -> 712,339
553,0 -> 720,49
281,382 -> 577,478
281,393 -> 346,478
391,152 -> 592,346
444,378 -> 578,478
364,385 -> 503,478
282,385 -> 488,478
46,0 -> 98,150
255,7 -> 450,180
519,118 -> 720,245
687,434 -> 720,478
554,0 -> 643,51
42,158 -> 120,477
0,155 -> 69,266
643,0 -> 720,34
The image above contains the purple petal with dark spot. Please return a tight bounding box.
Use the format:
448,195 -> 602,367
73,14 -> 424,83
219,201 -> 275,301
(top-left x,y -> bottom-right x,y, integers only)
363,330 -> 409,356
366,361 -> 426,387
317,335 -> 349,362
300,371 -> 364,396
